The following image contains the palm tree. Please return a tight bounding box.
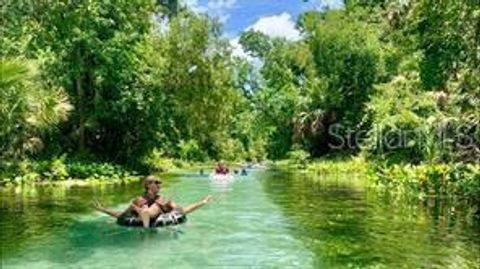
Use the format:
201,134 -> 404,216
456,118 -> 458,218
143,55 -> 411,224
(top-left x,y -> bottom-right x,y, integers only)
0,59 -> 72,159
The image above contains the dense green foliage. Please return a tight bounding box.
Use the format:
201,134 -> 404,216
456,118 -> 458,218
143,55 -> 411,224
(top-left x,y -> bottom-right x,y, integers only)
1,156 -> 137,184
371,162 -> 480,201
1,1 -> 253,175
1,0 -> 478,201
0,59 -> 71,160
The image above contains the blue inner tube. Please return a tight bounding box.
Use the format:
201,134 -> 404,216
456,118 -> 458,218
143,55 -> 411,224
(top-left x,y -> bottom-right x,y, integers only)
117,210 -> 187,227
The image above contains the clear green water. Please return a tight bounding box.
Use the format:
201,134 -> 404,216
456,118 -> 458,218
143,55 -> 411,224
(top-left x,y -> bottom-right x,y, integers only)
1,170 -> 479,269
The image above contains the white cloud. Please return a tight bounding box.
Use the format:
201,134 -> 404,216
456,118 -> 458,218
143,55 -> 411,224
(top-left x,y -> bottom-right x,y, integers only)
207,0 -> 237,23
229,12 -> 301,67
230,37 -> 250,59
229,37 -> 263,69
180,0 -> 207,12
207,0 -> 236,10
180,0 -> 198,6
180,0 -> 236,23
247,12 -> 301,41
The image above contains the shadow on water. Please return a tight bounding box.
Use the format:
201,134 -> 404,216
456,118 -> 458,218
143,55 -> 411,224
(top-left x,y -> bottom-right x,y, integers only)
34,220 -> 183,265
260,170 -> 480,269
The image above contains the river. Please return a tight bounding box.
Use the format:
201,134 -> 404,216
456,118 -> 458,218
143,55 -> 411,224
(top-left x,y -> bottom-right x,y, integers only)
1,169 -> 479,268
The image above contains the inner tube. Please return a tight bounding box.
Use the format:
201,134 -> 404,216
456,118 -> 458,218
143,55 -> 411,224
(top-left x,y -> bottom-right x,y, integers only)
116,210 -> 187,228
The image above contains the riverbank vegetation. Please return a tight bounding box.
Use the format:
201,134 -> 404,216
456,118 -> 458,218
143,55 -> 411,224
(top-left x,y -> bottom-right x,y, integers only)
1,0 -> 478,202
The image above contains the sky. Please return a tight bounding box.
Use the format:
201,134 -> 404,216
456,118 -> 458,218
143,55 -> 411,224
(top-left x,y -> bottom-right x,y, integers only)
178,0 -> 344,60
180,0 -> 344,39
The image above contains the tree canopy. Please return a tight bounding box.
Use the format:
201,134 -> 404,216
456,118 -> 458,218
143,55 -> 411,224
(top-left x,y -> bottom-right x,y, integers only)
1,0 -> 478,171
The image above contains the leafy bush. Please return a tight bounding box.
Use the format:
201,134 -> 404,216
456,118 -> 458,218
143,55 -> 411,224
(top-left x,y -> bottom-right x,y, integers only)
47,155 -> 69,180
246,138 -> 268,162
217,138 -> 246,162
0,156 -> 137,184
370,162 -> 480,201
178,139 -> 207,162
67,162 -> 129,180
307,157 -> 367,175
287,149 -> 311,167
143,149 -> 173,172
363,72 -> 441,164
0,59 -> 71,160
142,148 -> 192,172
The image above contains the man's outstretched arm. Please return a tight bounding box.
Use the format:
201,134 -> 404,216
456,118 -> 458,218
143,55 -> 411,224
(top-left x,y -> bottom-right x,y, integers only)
93,200 -> 123,218
182,195 -> 213,214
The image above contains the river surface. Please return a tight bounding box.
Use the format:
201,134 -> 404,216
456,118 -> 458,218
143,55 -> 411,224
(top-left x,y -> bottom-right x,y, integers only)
1,170 -> 479,268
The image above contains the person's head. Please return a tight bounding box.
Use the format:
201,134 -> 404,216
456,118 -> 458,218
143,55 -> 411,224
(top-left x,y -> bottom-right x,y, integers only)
143,175 -> 162,194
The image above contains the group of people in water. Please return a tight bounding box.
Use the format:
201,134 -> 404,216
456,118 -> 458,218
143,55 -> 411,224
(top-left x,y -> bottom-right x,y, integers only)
213,160 -> 248,176
94,161 -> 253,228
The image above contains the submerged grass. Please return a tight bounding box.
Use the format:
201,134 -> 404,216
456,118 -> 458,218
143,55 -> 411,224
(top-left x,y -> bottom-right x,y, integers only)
306,157 -> 368,175
276,156 -> 479,209
273,156 -> 368,175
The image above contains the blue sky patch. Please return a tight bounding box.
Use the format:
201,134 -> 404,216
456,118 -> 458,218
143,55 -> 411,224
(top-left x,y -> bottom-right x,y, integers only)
181,0 -> 344,38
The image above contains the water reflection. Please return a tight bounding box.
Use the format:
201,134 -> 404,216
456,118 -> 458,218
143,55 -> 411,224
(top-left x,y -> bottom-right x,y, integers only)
261,171 -> 480,269
0,181 -> 149,258
1,171 -> 314,269
209,176 -> 235,193
1,171 -> 479,268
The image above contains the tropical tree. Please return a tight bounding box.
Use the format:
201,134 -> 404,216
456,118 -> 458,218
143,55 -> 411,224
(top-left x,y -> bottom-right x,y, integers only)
12,0 -> 159,163
0,59 -> 71,160
152,11 -> 246,159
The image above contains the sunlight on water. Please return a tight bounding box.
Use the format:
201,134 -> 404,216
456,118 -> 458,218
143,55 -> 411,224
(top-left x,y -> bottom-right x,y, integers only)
1,170 -> 479,268
1,171 -> 313,268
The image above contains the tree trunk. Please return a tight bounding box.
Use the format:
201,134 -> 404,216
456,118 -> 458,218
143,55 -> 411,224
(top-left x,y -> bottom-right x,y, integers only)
76,74 -> 85,153
76,48 -> 85,153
